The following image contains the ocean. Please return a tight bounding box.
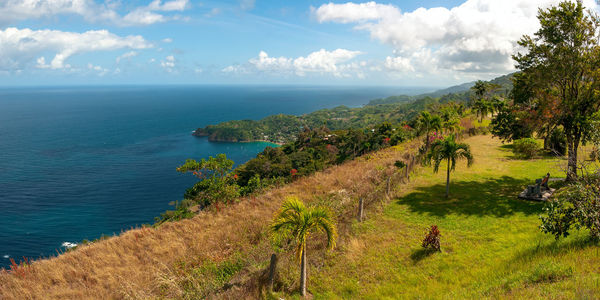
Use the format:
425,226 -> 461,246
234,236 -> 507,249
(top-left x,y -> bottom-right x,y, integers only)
0,85 -> 428,268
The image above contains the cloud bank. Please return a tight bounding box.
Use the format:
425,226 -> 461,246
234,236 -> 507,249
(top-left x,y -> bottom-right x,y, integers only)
313,0 -> 600,78
223,49 -> 364,77
0,27 -> 151,71
0,0 -> 190,27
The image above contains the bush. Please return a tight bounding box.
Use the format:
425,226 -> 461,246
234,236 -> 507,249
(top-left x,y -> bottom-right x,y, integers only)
422,225 -> 441,251
394,160 -> 406,169
513,138 -> 540,159
540,175 -> 600,240
490,106 -> 533,142
549,127 -> 567,155
590,146 -> 599,162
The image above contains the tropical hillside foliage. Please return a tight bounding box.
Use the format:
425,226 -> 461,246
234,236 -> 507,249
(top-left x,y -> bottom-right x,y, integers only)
193,74 -> 512,143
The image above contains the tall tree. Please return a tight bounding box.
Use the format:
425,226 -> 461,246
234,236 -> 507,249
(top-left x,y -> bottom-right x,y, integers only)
177,154 -> 240,207
513,0 -> 600,180
426,135 -> 474,198
417,111 -> 442,148
271,197 -> 337,297
472,80 -> 488,101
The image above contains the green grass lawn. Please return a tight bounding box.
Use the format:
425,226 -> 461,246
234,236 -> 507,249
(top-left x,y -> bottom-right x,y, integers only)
309,135 -> 600,299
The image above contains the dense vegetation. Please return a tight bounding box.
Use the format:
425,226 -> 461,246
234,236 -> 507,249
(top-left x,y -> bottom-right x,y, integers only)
492,1 -> 600,181
165,91 -> 483,224
160,121 -> 418,223
193,74 -> 513,144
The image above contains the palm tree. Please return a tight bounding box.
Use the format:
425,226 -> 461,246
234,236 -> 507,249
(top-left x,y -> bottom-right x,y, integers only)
426,135 -> 474,198
416,111 -> 442,148
271,197 -> 337,297
473,98 -> 491,122
490,96 -> 506,116
442,118 -> 462,135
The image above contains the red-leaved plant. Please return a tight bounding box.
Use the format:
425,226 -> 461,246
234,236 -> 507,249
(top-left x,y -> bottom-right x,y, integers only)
422,225 -> 441,251
9,257 -> 29,278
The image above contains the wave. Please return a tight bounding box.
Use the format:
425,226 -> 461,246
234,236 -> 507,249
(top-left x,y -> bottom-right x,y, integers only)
61,242 -> 77,248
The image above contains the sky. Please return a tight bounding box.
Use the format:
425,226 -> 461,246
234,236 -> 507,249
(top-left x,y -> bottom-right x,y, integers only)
0,0 -> 598,87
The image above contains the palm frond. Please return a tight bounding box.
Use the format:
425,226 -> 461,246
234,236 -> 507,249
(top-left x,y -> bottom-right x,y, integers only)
271,197 -> 306,243
307,208 -> 338,250
271,197 -> 338,264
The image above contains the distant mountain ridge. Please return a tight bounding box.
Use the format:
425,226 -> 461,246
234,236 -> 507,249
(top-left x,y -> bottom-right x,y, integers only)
367,73 -> 514,106
193,73 -> 515,143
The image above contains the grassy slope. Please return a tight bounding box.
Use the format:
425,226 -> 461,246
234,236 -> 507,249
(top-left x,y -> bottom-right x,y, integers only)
309,135 -> 600,299
0,138 -> 419,299
1,135 -> 598,299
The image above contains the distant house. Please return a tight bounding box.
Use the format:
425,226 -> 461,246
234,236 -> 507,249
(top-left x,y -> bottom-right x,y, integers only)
323,134 -> 336,141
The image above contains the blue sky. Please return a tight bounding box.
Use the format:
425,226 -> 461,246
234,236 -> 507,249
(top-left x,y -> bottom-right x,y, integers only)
0,0 -> 597,86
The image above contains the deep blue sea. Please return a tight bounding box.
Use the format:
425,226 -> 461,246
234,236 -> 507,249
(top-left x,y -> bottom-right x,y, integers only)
0,85 -> 428,268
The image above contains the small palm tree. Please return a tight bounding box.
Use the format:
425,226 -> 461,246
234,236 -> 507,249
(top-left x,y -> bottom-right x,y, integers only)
426,135 -> 474,198
442,118 -> 462,135
473,99 -> 491,122
271,197 -> 337,297
490,96 -> 506,116
417,111 -> 442,148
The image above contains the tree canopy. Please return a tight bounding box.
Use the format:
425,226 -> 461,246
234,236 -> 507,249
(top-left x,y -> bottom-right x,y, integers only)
512,0 -> 600,180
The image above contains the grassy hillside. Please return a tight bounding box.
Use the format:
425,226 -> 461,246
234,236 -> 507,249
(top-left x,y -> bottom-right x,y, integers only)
1,134 -> 598,299
309,135 -> 599,299
0,135 -> 421,299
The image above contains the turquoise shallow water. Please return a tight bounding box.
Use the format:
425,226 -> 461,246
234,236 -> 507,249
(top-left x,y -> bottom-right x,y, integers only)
0,85 -> 425,268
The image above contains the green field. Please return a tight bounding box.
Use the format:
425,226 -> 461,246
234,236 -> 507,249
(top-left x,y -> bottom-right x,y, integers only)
306,135 -> 600,299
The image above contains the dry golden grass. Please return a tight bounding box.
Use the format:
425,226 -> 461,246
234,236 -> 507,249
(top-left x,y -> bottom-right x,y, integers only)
0,139 -> 421,299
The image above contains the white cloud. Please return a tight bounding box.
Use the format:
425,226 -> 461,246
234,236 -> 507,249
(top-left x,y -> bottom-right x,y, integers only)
116,51 -> 139,63
160,55 -> 176,72
312,2 -> 400,23
313,0 -> 600,78
0,0 -> 190,27
225,49 -> 364,77
36,57 -> 50,69
148,0 -> 188,11
384,56 -> 414,73
0,27 -> 151,71
162,38 -> 173,43
205,7 -> 221,17
221,65 -> 248,74
87,63 -> 109,76
240,0 -> 256,11
293,49 -> 363,76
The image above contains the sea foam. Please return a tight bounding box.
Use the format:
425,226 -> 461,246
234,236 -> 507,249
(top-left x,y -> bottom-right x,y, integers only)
61,242 -> 77,248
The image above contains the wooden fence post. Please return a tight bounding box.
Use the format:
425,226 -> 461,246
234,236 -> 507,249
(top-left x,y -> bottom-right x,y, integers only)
357,198 -> 364,222
268,253 -> 277,291
386,176 -> 391,199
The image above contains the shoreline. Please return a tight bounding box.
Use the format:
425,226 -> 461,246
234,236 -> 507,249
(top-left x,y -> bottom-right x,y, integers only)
208,139 -> 284,146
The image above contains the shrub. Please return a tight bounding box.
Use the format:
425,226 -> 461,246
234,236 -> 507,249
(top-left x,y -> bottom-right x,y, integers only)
394,160 -> 406,169
513,138 -> 540,159
240,174 -> 266,195
490,106 -> 533,142
590,146 -> 599,162
540,175 -> 600,240
422,225 -> 441,251
549,127 -> 567,155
